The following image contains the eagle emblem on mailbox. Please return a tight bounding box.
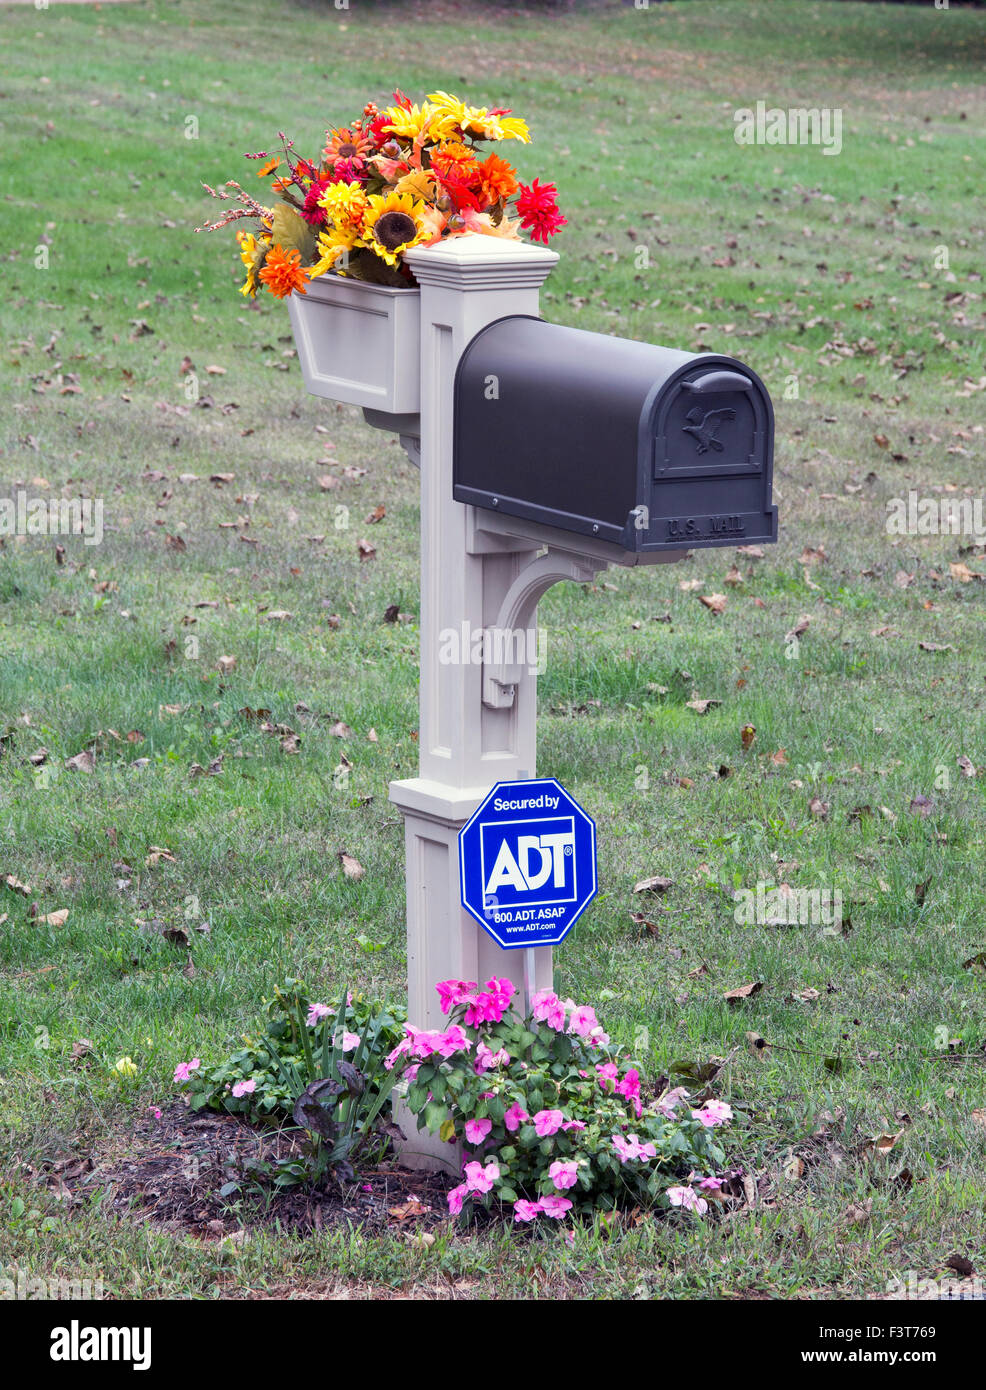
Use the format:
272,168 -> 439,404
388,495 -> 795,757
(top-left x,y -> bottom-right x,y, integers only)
681,407 -> 736,454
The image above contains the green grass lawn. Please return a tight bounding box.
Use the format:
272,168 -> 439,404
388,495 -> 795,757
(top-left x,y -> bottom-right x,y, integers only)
1,0 -> 985,1299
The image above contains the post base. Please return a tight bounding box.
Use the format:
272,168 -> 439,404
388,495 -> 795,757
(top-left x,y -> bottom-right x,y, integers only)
392,1092 -> 462,1176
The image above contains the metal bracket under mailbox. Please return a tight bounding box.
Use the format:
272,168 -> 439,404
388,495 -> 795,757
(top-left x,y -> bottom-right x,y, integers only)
362,408 -> 421,468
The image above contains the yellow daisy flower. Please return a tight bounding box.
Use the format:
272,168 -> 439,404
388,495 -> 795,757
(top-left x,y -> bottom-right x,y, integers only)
318,179 -> 370,230
309,223 -> 361,279
381,101 -> 439,142
236,230 -> 261,297
426,91 -> 530,144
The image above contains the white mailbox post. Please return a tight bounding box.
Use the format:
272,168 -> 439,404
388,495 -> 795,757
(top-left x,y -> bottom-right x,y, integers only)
389,238 -> 560,1035
383,236 -> 687,1167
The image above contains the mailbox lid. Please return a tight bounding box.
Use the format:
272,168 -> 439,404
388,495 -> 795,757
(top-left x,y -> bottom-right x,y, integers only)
651,357 -> 772,481
454,316 -> 694,542
633,353 -> 776,552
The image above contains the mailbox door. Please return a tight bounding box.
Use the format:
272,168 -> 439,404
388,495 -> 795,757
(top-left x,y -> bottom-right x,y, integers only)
640,358 -> 776,551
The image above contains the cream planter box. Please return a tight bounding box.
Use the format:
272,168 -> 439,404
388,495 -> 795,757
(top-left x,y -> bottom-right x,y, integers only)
288,274 -> 421,414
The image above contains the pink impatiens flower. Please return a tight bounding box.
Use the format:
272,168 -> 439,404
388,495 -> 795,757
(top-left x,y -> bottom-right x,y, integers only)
436,979 -> 478,1015
463,1160 -> 499,1194
616,1068 -> 640,1102
447,1183 -> 468,1215
306,1003 -> 331,1026
173,1058 -> 200,1084
667,1185 -> 708,1215
464,1117 -> 492,1145
533,1108 -> 564,1137
231,1078 -> 256,1098
531,989 -> 566,1031
611,1133 -> 657,1164
596,1062 -> 619,1091
474,1042 -> 510,1074
549,1160 -> 578,1191
463,977 -> 514,1027
504,1101 -> 529,1133
538,1194 -> 573,1219
562,1120 -> 586,1132
566,1004 -> 600,1039
513,1199 -> 541,1223
655,1085 -> 690,1119
691,1100 -> 733,1128
339,1031 -> 361,1053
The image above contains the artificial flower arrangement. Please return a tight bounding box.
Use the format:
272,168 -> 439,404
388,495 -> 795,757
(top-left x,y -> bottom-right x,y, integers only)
198,89 -> 567,299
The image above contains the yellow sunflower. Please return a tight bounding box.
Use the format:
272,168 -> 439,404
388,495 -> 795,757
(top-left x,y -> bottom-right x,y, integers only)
363,190 -> 428,268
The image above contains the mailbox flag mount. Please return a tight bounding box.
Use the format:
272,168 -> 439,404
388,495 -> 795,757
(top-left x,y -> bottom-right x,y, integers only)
453,315 -> 777,555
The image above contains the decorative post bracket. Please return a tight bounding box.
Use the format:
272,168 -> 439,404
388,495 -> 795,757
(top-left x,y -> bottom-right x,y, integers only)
479,548 -> 605,709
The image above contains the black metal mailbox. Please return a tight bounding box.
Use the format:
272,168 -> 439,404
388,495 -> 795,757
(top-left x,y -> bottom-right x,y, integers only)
453,316 -> 777,553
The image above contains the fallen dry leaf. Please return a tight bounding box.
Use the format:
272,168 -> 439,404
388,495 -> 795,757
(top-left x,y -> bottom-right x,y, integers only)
217,655 -> 237,674
724,981 -> 763,1004
3,874 -> 33,897
740,724 -> 756,751
699,593 -> 727,614
633,875 -> 673,896
35,908 -> 68,927
799,545 -> 827,565
339,851 -> 364,881
686,698 -> 721,715
950,561 -> 983,584
145,846 -> 178,867
64,750 -> 95,773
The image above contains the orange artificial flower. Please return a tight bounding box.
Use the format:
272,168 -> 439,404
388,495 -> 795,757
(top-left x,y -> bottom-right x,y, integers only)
258,243 -> 309,298
257,156 -> 280,177
430,141 -> 480,184
477,152 -> 518,203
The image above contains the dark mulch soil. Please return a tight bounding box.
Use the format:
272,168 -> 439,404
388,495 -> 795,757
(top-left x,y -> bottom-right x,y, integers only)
46,1100 -> 455,1239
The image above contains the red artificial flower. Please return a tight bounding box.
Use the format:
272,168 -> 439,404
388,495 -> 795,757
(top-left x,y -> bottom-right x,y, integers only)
437,175 -> 482,215
301,178 -> 329,226
515,178 -> 567,244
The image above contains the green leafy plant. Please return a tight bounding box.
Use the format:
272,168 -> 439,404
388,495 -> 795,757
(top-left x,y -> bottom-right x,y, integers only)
179,980 -> 406,1188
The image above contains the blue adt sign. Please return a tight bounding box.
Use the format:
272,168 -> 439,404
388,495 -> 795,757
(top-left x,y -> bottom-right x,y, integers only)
459,778 -> 597,950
